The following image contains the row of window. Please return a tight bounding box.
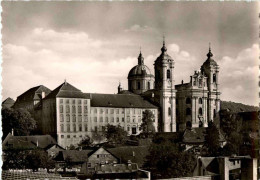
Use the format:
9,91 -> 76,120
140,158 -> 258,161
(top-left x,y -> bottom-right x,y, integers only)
91,117 -> 142,123
60,99 -> 88,104
60,124 -> 88,132
60,114 -> 88,122
91,108 -> 145,115
60,105 -> 88,113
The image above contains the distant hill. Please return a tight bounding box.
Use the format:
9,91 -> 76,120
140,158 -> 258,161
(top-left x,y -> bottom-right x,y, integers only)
220,101 -> 259,113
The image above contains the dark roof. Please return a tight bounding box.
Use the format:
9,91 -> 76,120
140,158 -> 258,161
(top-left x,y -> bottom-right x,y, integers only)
2,97 -> 15,105
54,150 -> 91,163
182,127 -> 225,144
118,90 -> 135,95
89,93 -> 158,108
128,64 -> 154,78
108,146 -> 149,167
15,85 -> 51,103
2,97 -> 15,108
175,82 -> 190,89
201,48 -> 218,68
2,133 -> 57,150
155,43 -> 174,64
45,82 -> 90,99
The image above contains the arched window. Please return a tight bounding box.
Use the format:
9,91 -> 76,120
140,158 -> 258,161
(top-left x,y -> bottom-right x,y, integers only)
213,74 -> 217,83
61,124 -> 64,132
199,108 -> 203,116
137,82 -> 141,90
199,79 -> 202,87
199,98 -> 203,104
168,107 -> 171,116
186,108 -> 191,115
167,69 -> 171,79
186,121 -> 192,129
148,82 -> 150,90
186,98 -> 191,104
67,124 -> 70,132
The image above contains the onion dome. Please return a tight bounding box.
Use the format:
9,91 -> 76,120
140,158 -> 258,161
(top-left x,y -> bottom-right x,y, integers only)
202,45 -> 218,67
155,38 -> 174,64
128,51 -> 154,78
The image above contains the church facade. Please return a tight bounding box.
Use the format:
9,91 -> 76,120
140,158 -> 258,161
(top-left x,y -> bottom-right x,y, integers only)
125,40 -> 221,132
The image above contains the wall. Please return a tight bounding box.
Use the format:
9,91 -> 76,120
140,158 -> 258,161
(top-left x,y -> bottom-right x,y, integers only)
87,148 -> 118,168
56,97 -> 90,148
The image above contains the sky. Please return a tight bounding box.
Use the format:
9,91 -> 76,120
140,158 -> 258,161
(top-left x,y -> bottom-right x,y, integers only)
2,2 -> 259,106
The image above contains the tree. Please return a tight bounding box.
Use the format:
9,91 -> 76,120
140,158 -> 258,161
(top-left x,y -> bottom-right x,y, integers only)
139,110 -> 155,137
144,136 -> 196,178
105,124 -> 127,144
2,108 -> 36,139
78,135 -> 93,149
3,149 -> 55,172
204,121 -> 221,156
92,131 -> 106,144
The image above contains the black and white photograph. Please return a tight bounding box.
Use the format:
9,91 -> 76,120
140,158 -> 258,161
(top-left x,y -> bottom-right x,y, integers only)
1,1 -> 259,179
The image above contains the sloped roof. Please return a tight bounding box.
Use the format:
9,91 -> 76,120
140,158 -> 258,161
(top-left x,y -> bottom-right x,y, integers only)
89,93 -> 158,109
2,97 -> 15,105
2,97 -> 15,108
54,150 -> 91,163
15,85 -> 51,103
2,133 -> 57,150
182,127 -> 225,144
45,82 -> 90,99
108,146 -> 149,167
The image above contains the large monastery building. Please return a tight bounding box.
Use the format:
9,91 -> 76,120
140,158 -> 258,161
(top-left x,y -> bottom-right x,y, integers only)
11,40 -> 220,148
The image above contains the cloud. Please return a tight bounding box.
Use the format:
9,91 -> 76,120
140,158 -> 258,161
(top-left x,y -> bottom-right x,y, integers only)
2,28 -> 137,100
2,27 -> 258,106
124,24 -> 151,32
218,44 -> 259,105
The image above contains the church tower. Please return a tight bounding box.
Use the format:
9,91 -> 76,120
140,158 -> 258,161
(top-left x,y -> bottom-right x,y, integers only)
154,38 -> 176,132
201,45 -> 221,122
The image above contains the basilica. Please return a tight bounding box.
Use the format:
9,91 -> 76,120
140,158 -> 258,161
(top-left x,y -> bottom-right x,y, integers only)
11,39 -> 221,148
123,39 -> 221,132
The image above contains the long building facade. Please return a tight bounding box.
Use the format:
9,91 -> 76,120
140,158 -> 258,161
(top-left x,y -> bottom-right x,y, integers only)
12,39 -> 220,148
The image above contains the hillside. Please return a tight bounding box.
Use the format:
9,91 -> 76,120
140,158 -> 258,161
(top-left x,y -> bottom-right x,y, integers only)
220,101 -> 259,113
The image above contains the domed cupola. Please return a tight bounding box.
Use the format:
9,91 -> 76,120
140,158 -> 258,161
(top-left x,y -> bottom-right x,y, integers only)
202,45 -> 218,68
127,50 -> 155,95
155,39 -> 174,64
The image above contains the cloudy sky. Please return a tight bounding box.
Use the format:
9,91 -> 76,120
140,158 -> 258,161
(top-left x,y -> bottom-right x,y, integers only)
2,2 -> 259,106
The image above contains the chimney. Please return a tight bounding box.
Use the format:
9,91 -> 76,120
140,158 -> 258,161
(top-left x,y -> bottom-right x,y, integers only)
36,139 -> 39,147
11,128 -> 14,136
132,151 -> 135,157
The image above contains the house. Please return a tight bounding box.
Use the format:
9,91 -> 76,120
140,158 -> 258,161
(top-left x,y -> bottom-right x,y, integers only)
182,127 -> 226,154
2,133 -> 57,151
54,147 -> 119,173
108,146 -> 149,168
2,97 -> 15,108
